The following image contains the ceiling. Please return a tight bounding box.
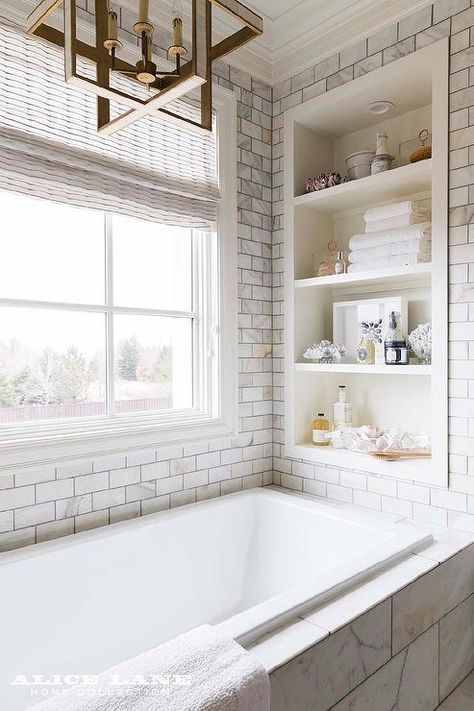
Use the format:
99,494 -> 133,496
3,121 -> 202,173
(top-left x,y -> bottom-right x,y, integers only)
0,0 -> 433,85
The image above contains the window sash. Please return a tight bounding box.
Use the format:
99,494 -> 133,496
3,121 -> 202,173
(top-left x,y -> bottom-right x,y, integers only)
0,210 -> 216,428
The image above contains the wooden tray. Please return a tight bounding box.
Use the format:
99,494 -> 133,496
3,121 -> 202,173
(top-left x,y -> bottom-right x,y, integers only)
370,450 -> 431,462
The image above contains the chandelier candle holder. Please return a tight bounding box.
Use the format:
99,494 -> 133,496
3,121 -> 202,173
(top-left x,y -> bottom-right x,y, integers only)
26,0 -> 263,136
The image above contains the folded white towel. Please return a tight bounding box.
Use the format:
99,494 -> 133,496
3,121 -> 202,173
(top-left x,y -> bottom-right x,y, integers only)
348,253 -> 431,272
29,625 -> 270,711
349,223 -> 431,251
365,213 -> 431,232
364,201 -> 431,223
349,238 -> 431,263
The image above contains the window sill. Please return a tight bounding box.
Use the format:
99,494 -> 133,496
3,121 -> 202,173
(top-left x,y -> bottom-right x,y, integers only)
0,413 -> 237,471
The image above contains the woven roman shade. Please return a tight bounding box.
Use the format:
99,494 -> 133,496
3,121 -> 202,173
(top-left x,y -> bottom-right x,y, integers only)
0,22 -> 220,227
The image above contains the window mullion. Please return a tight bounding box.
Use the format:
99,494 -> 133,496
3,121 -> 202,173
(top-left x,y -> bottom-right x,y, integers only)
105,214 -> 116,418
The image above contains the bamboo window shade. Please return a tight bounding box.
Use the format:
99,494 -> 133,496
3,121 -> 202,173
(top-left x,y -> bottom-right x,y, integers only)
0,21 -> 220,227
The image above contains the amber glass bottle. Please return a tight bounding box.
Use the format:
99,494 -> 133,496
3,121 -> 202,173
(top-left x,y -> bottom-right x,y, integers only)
312,412 -> 330,446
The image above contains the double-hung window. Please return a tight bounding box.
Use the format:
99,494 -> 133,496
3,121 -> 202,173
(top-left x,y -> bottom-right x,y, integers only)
0,22 -> 237,466
0,191 -> 216,424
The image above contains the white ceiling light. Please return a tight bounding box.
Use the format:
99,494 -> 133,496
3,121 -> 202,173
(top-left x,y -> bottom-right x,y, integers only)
368,100 -> 395,115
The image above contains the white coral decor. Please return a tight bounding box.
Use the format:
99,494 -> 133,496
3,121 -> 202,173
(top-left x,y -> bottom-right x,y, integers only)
303,340 -> 346,363
408,322 -> 432,364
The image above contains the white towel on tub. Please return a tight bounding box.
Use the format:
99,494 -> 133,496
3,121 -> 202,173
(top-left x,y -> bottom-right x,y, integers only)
27,625 -> 270,711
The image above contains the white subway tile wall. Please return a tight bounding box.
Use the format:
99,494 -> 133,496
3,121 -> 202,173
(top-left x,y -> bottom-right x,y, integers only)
272,1 -> 474,532
2,1 -> 474,552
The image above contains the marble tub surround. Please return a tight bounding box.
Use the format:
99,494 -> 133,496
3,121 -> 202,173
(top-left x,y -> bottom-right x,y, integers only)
392,543 -> 474,653
437,671 -> 474,711
245,504 -> 474,710
439,594 -> 474,699
270,601 -> 392,711
332,626 -> 439,711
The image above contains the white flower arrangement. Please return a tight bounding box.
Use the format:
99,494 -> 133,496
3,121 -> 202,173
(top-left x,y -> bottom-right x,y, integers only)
303,340 -> 346,363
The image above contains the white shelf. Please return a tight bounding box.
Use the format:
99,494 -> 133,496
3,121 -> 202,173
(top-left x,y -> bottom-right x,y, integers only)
292,444 -> 433,480
295,362 -> 431,375
294,160 -> 432,213
295,263 -> 432,291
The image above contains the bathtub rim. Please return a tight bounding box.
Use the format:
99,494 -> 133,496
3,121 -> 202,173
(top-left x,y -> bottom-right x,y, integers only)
0,486 -> 432,648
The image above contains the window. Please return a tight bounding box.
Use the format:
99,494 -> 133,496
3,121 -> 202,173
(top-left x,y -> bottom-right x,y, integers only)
0,190 -> 217,428
0,24 -> 238,467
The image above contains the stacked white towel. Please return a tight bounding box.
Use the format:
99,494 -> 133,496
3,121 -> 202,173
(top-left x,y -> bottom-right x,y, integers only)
29,625 -> 270,711
348,202 -> 431,273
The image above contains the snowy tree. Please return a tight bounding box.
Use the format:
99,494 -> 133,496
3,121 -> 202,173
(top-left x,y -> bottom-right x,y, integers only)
24,347 -> 61,405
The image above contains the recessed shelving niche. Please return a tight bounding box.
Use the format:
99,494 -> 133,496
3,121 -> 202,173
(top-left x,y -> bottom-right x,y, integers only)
283,40 -> 448,486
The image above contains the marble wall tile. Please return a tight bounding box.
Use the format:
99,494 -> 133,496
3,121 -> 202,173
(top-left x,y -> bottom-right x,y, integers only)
437,671 -> 474,711
332,625 -> 439,711
392,544 -> 474,653
439,593 -> 474,700
270,600 -> 391,711
398,6 -> 433,40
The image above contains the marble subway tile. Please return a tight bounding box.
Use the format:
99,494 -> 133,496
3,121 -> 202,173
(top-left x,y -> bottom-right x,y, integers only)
0,527 -> 35,552
314,55 -> 339,81
14,502 -> 54,529
392,544 -> 474,653
354,51 -> 382,77
339,39 -> 367,68
0,510 -> 13,533
398,6 -> 432,40
439,594 -> 474,700
109,502 -> 141,524
36,519 -> 74,543
0,486 -> 35,512
36,478 -> 74,504
74,471 -> 109,496
383,37 -> 415,64
434,0 -> 469,24
14,467 -> 56,486
56,495 -> 92,519
75,509 -> 109,533
416,19 -> 451,49
332,625 -> 439,711
270,601 -> 391,711
367,24 -> 397,55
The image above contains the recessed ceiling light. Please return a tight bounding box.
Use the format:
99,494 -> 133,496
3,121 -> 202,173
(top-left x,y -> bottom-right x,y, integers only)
368,101 -> 395,115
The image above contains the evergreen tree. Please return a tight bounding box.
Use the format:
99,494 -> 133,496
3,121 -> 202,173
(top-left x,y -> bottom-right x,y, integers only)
117,336 -> 142,381
155,345 -> 173,384
56,347 -> 91,402
11,366 -> 32,405
0,372 -> 14,407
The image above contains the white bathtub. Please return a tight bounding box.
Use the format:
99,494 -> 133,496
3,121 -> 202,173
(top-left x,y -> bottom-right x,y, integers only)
0,487 -> 431,710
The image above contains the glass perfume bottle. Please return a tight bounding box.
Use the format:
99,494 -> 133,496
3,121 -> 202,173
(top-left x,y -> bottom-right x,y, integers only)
384,311 -> 409,365
334,251 -> 346,274
333,385 -> 352,429
312,413 -> 330,446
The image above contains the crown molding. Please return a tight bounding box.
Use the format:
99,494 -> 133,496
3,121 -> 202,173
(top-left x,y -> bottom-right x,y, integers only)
270,0 -> 433,83
0,0 -> 434,86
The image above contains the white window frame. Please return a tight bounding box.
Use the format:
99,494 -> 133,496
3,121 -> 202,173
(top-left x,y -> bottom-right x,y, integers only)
0,87 -> 238,470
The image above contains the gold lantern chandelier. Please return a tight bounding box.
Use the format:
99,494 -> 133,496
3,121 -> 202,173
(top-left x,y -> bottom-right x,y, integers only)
27,0 -> 263,136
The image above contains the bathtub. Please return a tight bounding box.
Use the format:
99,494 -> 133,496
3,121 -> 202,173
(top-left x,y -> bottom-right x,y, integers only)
0,487 -> 431,710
